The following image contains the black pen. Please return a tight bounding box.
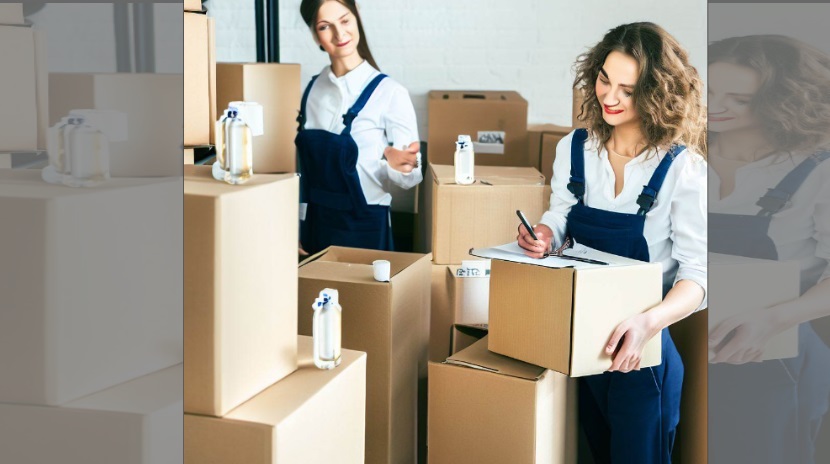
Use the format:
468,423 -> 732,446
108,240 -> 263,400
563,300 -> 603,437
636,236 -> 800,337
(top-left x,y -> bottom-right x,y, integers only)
516,210 -> 538,241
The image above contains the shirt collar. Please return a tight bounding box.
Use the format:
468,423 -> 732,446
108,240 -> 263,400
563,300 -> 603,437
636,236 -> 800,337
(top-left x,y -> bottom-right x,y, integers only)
325,60 -> 379,96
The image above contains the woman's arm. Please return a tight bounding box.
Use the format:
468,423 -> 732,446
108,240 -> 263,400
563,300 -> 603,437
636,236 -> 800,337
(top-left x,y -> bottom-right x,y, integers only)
380,85 -> 422,190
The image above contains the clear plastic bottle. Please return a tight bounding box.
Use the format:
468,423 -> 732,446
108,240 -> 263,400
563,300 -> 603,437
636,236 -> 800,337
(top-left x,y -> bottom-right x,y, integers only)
454,134 -> 475,185
312,289 -> 342,370
224,109 -> 253,185
63,117 -> 110,188
212,109 -> 229,181
42,117 -> 72,185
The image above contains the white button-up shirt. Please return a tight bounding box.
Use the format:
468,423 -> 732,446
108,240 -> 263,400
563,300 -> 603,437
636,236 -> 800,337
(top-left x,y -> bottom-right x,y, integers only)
709,152 -> 830,291
302,61 -> 422,206
539,130 -> 708,311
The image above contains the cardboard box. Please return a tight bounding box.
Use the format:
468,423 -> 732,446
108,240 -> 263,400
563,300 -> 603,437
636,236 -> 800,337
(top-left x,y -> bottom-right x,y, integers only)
543,185 -> 552,211
298,246 -> 430,464
185,337 -> 367,464
0,3 -> 24,24
185,165 -> 299,416
450,323 -> 488,355
0,364 -> 182,464
184,0 -> 202,12
572,87 -> 587,128
0,24 -> 47,151
0,170 -> 182,405
527,124 -> 572,183
430,263 -> 454,362
216,63 -> 301,174
49,73 -> 184,177
184,12 -> 216,146
430,164 -> 545,264
184,148 -> 194,165
427,91 -> 529,167
473,245 -> 663,377
428,337 -> 576,464
449,264 -> 490,325
709,253 -> 799,360
669,309 -> 707,464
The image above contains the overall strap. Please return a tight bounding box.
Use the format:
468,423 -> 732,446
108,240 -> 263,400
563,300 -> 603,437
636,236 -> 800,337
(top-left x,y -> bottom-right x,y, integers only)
567,128 -> 590,202
341,74 -> 387,136
296,74 -> 320,131
636,144 -> 685,216
756,151 -> 830,216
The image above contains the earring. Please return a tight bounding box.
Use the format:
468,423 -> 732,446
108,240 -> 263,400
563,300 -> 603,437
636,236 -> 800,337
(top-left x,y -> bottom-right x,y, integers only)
319,45 -> 324,51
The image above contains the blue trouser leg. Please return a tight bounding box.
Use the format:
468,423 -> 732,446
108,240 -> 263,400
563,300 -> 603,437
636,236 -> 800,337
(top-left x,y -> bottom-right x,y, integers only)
581,329 -> 683,464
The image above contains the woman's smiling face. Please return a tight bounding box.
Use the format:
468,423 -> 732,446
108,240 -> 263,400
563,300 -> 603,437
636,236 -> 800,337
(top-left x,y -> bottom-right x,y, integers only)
314,1 -> 360,60
595,50 -> 640,128
708,61 -> 761,133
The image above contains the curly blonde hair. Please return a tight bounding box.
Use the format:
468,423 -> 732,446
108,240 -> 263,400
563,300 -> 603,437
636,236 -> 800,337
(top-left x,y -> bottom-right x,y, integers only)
574,22 -> 707,156
709,35 -> 830,154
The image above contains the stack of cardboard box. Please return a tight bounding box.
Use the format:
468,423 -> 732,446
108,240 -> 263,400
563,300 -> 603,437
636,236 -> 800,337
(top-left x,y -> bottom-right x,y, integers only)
0,169 -> 183,462
183,165 -> 368,463
184,1 -> 217,162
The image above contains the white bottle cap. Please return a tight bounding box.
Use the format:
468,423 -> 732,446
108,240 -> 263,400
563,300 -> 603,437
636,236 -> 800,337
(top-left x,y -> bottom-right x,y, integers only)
322,288 -> 339,305
458,135 -> 472,144
372,260 -> 391,282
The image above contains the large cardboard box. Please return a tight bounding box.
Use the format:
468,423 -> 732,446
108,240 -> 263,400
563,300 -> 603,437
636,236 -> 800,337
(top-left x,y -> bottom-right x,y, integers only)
184,165 -> 299,416
449,264 -> 490,325
0,24 -> 48,151
527,124 -> 572,183
430,164 -> 545,264
185,337 -> 367,464
0,170 -> 182,405
669,309 -> 707,464
216,63 -> 301,174
428,337 -> 576,464
49,73 -> 184,177
184,0 -> 202,12
184,12 -> 217,147
0,3 -> 24,24
298,246 -> 430,464
473,244 -> 663,377
450,323 -> 488,355
0,364 -> 182,464
709,253 -> 799,360
430,263 -> 454,362
427,91 -> 529,167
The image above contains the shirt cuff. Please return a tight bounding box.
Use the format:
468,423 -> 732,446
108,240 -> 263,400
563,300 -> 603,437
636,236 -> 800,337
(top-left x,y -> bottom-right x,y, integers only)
674,266 -> 707,312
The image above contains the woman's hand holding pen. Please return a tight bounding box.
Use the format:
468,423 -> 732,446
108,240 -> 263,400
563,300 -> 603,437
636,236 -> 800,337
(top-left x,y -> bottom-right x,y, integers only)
384,142 -> 420,173
517,223 -> 553,259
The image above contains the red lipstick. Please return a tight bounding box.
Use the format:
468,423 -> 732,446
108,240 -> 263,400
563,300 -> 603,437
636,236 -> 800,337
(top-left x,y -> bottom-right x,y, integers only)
603,105 -> 623,115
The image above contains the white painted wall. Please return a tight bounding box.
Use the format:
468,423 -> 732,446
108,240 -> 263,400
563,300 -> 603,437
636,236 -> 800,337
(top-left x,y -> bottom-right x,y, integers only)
209,0 -> 706,137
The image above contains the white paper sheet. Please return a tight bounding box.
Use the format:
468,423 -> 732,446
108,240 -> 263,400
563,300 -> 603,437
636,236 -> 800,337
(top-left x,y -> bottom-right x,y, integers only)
469,241 -> 645,269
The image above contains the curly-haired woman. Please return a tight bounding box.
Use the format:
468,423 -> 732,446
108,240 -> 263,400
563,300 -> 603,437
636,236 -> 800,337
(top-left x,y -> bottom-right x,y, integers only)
517,23 -> 707,463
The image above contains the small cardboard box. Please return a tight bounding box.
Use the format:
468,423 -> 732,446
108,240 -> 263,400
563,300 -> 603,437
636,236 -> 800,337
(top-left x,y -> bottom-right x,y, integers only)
428,337 -> 576,464
0,3 -> 24,24
669,309 -> 707,464
427,91 -> 529,167
184,12 -> 217,146
0,170 -> 182,405
184,165 -> 299,416
0,365 -> 182,464
450,323 -> 488,355
185,337 -> 367,464
216,63 -> 301,174
709,253 -> 799,360
449,264 -> 490,325
527,124 -> 572,184
298,246 -> 430,464
473,243 -> 663,377
0,24 -> 47,151
430,164 -> 545,264
184,0 -> 202,12
49,72 -> 184,177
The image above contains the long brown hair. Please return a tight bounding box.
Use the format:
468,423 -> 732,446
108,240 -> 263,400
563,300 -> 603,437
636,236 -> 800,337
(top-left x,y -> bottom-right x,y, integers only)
574,22 -> 707,156
300,0 -> 380,71
709,35 -> 830,154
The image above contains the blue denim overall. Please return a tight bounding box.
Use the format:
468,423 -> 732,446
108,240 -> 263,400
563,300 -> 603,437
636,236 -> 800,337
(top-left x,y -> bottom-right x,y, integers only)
567,128 -> 684,464
709,151 -> 830,464
295,74 -> 394,255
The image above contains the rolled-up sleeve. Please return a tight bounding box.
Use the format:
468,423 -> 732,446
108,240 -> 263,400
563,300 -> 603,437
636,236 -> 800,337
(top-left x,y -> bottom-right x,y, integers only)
539,131 -> 578,248
670,153 -> 708,311
380,85 -> 422,190
813,164 -> 830,282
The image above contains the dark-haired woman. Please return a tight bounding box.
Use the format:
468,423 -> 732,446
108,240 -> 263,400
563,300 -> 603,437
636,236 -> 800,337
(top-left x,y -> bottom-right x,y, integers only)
296,0 -> 421,255
518,23 -> 707,463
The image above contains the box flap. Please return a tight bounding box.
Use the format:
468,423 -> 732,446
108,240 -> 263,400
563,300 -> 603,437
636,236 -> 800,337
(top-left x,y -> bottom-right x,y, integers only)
446,337 -> 545,381
428,90 -> 525,103
470,241 -> 646,269
298,260 -> 386,286
528,124 -> 572,135
298,246 -> 425,280
430,164 -> 543,187
184,165 -> 296,196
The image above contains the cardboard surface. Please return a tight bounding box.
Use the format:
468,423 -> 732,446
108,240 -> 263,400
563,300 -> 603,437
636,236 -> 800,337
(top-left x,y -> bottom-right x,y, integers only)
450,324 -> 488,355
0,25 -> 38,151
185,165 -> 299,416
527,124 -> 571,184
430,164 -> 545,264
184,13 -> 216,146
184,0 -> 202,12
428,337 -> 575,464
298,247 -> 431,464
709,253 -> 799,360
430,264 -> 454,362
476,243 -> 663,376
669,309 -> 707,464
184,148 -> 194,165
185,337 -> 367,464
427,91 -> 529,167
49,73 -> 184,177
0,3 -> 24,24
216,63 -> 301,174
0,365 -> 182,464
0,170 -> 182,405
449,265 -> 490,325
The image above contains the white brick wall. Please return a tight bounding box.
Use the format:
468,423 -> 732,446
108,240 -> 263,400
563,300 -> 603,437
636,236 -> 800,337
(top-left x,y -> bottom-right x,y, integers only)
211,0 -> 706,138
